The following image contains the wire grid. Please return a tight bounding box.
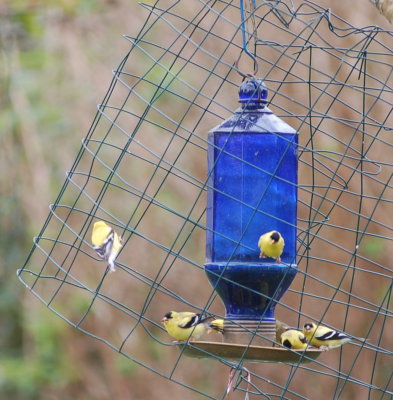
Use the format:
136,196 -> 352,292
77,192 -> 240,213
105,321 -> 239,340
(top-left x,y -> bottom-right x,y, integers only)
18,1 -> 392,399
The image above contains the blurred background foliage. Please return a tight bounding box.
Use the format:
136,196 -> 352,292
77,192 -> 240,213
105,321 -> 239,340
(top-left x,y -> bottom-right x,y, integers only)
0,1 -> 391,399
1,1 -> 146,398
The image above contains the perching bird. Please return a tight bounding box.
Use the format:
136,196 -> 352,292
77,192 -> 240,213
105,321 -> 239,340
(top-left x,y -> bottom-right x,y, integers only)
303,322 -> 355,350
281,329 -> 308,350
258,231 -> 285,263
161,311 -> 224,342
91,220 -> 122,272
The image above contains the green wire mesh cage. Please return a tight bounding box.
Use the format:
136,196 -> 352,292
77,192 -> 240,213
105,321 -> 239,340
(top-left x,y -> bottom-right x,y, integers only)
18,1 -> 392,399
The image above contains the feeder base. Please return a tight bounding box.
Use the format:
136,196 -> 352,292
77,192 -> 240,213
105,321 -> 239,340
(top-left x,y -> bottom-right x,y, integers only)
177,341 -> 323,364
223,319 -> 276,346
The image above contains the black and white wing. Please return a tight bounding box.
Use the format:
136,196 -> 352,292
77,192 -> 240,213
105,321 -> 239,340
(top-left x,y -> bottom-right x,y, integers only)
179,313 -> 205,329
93,229 -> 114,261
316,329 -> 351,342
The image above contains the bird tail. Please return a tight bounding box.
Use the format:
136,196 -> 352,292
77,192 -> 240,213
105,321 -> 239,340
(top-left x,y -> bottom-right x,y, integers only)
107,250 -> 119,273
208,319 -> 224,333
354,337 -> 367,343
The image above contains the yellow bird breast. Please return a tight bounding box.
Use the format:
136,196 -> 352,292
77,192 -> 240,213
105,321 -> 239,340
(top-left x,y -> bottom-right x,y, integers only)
258,231 -> 284,258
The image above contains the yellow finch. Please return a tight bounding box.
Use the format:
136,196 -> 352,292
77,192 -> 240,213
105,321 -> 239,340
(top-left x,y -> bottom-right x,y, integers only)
161,311 -> 223,342
303,322 -> 355,350
91,220 -> 122,272
258,231 -> 285,262
281,329 -> 308,350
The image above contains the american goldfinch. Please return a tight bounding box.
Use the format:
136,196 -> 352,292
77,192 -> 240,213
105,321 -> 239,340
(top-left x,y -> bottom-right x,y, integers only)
161,311 -> 223,342
303,322 -> 354,350
258,231 -> 284,263
91,220 -> 122,272
281,329 -> 308,350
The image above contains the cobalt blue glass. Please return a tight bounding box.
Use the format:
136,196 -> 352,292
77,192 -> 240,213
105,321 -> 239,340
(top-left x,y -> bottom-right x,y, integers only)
205,79 -> 298,344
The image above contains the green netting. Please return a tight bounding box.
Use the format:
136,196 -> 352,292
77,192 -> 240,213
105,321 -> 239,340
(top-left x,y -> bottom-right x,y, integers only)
18,1 -> 392,399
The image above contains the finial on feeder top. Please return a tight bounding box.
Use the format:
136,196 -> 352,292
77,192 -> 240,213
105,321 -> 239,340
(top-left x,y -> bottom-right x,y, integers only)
238,78 -> 268,109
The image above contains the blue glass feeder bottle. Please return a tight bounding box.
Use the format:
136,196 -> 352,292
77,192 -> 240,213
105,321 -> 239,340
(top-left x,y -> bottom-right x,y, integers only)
205,79 -> 298,346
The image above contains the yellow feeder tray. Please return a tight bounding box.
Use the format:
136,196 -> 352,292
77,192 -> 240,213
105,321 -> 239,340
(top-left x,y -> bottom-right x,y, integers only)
177,341 -> 323,363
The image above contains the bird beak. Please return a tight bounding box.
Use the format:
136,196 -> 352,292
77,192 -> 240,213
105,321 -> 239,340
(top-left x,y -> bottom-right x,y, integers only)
161,317 -> 168,324
270,239 -> 275,245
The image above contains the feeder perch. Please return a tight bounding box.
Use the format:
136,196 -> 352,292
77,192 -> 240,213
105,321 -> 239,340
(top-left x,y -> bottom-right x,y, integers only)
179,341 -> 322,364
201,78 -> 310,361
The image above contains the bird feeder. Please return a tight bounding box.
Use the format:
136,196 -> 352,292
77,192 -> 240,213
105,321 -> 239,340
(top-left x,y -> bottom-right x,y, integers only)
204,79 -> 298,346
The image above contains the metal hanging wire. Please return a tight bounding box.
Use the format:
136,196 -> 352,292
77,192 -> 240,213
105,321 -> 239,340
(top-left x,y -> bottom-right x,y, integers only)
236,0 -> 259,78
